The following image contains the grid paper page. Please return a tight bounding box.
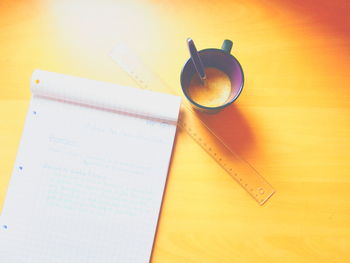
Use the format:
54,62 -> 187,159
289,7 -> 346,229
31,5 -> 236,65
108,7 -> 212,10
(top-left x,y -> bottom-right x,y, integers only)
0,71 -> 180,263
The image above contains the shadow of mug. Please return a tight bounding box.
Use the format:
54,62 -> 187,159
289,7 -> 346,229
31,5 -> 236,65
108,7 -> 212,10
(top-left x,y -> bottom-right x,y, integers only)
194,104 -> 256,157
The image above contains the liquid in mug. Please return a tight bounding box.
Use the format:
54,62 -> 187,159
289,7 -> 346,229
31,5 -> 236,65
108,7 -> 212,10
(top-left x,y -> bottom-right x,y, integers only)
188,67 -> 232,108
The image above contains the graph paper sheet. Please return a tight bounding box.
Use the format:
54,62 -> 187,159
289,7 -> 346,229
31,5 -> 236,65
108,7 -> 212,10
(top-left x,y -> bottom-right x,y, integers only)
0,70 -> 181,263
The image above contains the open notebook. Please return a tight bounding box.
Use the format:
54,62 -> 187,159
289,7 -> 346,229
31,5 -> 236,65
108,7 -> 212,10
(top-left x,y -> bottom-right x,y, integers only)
0,70 -> 181,262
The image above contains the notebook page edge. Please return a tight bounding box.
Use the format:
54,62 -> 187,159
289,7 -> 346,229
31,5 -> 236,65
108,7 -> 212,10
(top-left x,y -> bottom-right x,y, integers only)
30,69 -> 181,123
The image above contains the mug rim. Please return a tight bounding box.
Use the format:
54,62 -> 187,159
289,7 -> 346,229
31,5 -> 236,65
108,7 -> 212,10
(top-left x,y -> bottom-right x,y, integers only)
180,48 -> 245,110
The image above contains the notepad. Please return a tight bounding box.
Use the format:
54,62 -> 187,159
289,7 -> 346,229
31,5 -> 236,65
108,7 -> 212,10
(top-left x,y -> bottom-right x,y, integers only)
0,70 -> 181,263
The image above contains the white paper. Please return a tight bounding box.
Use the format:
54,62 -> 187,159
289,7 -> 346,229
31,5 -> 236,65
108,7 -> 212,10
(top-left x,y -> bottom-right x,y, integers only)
31,70 -> 180,123
0,70 -> 181,263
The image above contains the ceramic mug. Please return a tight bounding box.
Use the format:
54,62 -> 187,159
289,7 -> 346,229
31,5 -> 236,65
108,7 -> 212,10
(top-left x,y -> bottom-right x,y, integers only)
180,40 -> 244,113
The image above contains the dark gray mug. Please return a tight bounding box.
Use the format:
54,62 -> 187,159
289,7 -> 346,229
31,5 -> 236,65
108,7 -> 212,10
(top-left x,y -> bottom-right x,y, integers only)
180,40 -> 244,113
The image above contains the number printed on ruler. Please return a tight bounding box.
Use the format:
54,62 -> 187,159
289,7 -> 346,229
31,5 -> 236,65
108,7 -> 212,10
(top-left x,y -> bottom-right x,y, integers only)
110,43 -> 275,205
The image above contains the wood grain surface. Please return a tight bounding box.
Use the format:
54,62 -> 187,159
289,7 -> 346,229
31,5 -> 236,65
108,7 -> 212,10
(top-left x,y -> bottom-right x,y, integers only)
0,0 -> 349,262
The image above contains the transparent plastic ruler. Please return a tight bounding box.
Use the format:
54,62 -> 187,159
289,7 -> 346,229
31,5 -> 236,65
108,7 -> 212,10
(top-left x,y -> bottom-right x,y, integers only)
110,44 -> 275,205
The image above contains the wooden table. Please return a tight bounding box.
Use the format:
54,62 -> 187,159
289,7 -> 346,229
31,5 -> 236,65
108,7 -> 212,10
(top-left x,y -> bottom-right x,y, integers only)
1,0 -> 349,262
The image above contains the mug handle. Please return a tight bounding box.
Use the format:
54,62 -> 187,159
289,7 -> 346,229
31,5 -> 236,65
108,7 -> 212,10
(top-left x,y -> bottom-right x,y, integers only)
221,39 -> 233,53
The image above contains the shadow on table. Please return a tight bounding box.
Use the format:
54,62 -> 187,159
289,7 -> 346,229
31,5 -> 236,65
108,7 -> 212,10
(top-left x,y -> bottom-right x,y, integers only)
270,0 -> 350,37
194,104 -> 257,158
